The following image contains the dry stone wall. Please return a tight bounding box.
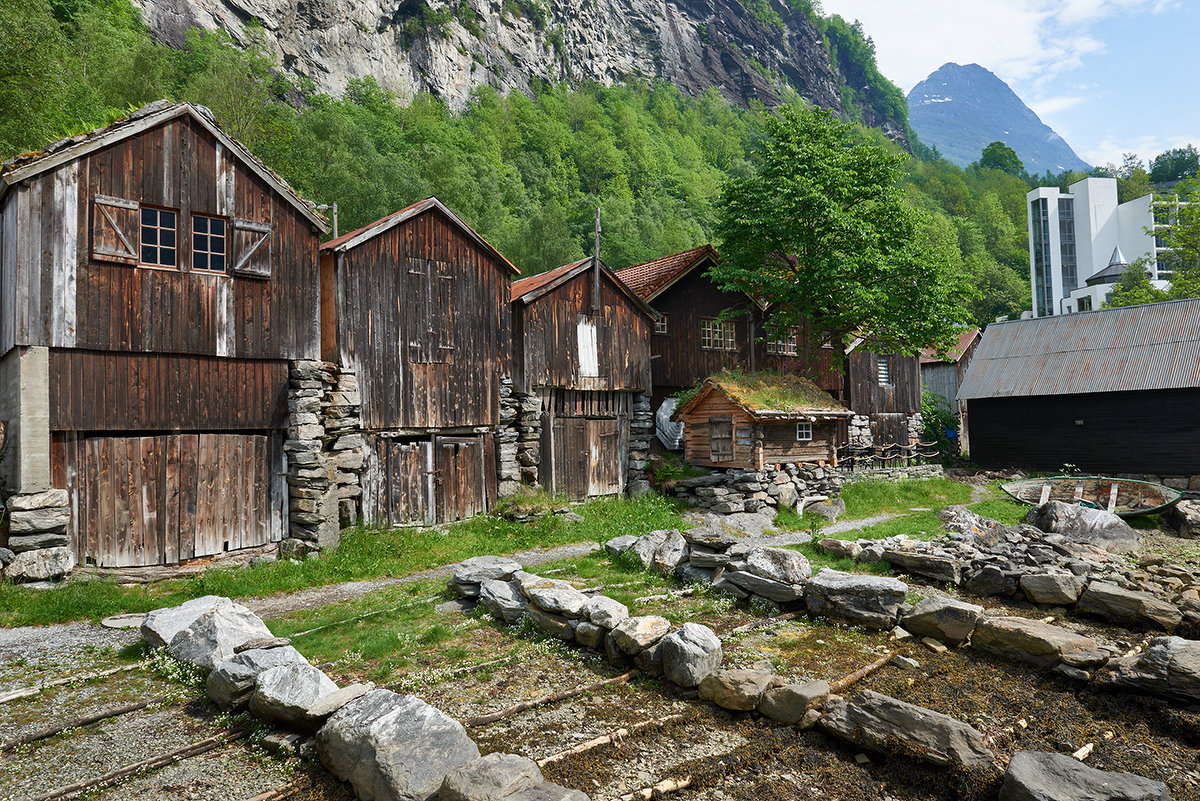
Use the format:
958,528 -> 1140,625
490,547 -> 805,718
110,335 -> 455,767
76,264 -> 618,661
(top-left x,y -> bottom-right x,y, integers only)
0,488 -> 74,583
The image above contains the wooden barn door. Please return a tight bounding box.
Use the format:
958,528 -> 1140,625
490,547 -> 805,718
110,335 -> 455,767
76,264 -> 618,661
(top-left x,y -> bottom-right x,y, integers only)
549,417 -> 624,499
871,413 -> 908,447
434,435 -> 492,522
379,438 -> 433,527
55,432 -> 275,568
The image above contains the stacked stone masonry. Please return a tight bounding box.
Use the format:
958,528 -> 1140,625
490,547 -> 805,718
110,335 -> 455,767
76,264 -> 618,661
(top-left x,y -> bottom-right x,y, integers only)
626,393 -> 653,496
665,464 -> 844,515
1,488 -> 74,583
283,361 -> 365,558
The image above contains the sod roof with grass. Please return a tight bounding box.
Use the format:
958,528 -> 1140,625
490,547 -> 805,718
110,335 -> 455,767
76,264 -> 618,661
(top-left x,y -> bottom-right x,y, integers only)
673,371 -> 852,421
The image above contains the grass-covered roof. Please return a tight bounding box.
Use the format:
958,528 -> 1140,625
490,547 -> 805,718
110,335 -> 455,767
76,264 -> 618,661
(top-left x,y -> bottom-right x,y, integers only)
675,370 -> 850,420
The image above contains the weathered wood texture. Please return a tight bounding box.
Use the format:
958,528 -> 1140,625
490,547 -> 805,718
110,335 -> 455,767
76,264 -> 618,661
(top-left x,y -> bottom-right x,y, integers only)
333,207 -> 511,430
966,388 -> 1200,474
0,115 -> 320,359
49,350 -> 287,431
542,414 -> 625,498
360,433 -> 496,526
921,362 -> 959,407
51,432 -> 282,567
846,350 -> 921,417
515,268 -> 651,393
679,391 -> 837,469
759,421 -> 838,465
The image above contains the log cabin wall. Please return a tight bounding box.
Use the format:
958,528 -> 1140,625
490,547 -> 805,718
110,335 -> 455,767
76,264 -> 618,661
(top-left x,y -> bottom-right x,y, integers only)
332,207 -> 510,431
679,391 -> 756,470
759,421 -> 839,465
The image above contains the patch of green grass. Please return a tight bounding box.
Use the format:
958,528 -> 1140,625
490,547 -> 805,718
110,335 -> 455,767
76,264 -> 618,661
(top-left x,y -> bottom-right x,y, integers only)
839,477 -> 974,518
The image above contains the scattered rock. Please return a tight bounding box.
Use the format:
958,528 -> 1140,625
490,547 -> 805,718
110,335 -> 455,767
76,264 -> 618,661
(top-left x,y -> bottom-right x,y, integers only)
1026,501 -> 1141,553
972,616 -> 1109,669
167,604 -> 274,671
807,498 -> 845,522
1077,581 -> 1181,632
964,565 -> 1020,597
2,546 -> 75,582
758,680 -> 830,724
722,570 -> 805,603
250,663 -> 339,727
143,595 -> 235,649
882,549 -> 961,585
651,530 -> 689,575
817,538 -> 862,560
736,547 -> 812,585
1094,636 -> 1200,704
207,646 -> 310,709
1165,500 -> 1200,539
999,750 -> 1170,801
479,579 -> 528,625
891,655 -> 920,670
1020,573 -> 1088,605
698,669 -> 781,711
604,535 -> 638,560
235,636 -> 292,654
611,616 -> 671,654
629,530 -> 671,569
439,752 -> 543,801
818,690 -> 994,768
318,689 -> 480,801
922,637 -> 949,654
660,623 -> 722,687
901,596 -> 984,646
804,569 -> 908,630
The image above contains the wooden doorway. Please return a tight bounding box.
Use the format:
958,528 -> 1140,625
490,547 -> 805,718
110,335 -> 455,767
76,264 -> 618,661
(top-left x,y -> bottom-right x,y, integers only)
547,416 -> 625,499
364,433 -> 496,526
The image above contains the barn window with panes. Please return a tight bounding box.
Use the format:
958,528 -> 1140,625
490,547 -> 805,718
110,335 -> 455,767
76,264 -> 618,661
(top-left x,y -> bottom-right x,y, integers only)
655,316 -> 669,335
877,355 -> 891,385
700,319 -> 736,351
767,327 -> 799,355
192,215 -> 227,272
796,421 -> 813,441
140,207 -> 177,268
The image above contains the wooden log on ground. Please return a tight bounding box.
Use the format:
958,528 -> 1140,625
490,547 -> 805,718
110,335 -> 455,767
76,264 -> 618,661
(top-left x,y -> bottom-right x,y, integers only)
24,728 -> 249,801
537,714 -> 687,767
463,670 -> 638,728
0,696 -> 171,752
245,780 -> 303,801
829,650 -> 897,695
617,776 -> 693,800
0,664 -> 141,705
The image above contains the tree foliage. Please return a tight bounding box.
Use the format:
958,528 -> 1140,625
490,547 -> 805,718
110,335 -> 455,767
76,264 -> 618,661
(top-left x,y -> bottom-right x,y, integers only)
712,104 -> 974,358
977,141 -> 1024,177
1102,258 -> 1167,308
1149,145 -> 1199,184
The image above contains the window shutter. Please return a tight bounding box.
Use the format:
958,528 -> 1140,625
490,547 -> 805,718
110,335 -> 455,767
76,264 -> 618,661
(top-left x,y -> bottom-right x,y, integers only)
231,219 -> 272,277
91,195 -> 139,265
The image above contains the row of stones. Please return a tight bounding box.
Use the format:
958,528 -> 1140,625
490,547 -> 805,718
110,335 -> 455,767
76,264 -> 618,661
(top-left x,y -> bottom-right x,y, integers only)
0,488 -> 75,582
611,527 -> 1200,707
141,594 -> 586,801
661,464 -> 844,516
282,360 -> 365,557
449,554 -> 1172,801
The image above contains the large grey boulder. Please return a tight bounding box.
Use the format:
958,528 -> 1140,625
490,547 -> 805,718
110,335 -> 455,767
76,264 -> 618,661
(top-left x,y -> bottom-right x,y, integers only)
479,580 -> 528,625
698,669 -> 781,711
438,753 -> 542,801
628,530 -> 671,569
1094,636 -> 1200,704
722,570 -> 805,602
167,604 -> 274,671
603,535 -> 638,560
757,680 -> 830,724
583,596 -> 628,629
651,530 -> 689,575
683,527 -> 738,550
804,569 -> 908,630
1026,501 -> 1141,553
250,663 -> 339,727
818,690 -> 994,768
1166,500 -> 1200,539
143,595 -> 235,649
900,596 -> 984,646
882,549 -> 961,585
2,546 -> 74,581
610,616 -> 671,654
659,623 -> 722,687
1020,573 -> 1088,605
207,646 -> 310,709
450,557 -> 522,597
999,750 -> 1170,801
318,689 -> 480,801
1077,582 -> 1181,632
736,547 -> 811,585
522,579 -> 588,619
971,616 -> 1109,669
964,565 -> 1020,597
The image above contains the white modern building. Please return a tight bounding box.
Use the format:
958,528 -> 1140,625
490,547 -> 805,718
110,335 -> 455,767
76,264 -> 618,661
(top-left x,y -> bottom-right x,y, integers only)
1026,177 -> 1169,316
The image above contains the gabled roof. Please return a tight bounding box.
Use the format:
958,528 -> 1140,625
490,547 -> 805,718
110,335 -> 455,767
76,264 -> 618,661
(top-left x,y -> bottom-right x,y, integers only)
511,258 -> 659,320
321,196 -> 518,274
957,298 -> 1200,400
614,245 -> 721,300
673,370 -> 851,422
920,329 -> 981,365
1,100 -> 328,232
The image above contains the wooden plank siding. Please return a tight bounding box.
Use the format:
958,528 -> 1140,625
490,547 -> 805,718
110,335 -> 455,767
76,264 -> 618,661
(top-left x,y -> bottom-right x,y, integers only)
678,391 -> 838,470
360,432 -> 496,526
333,207 -> 511,431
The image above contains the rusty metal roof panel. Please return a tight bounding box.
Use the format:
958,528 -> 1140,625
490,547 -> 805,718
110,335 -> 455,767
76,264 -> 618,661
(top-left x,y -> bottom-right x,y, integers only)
957,298 -> 1200,399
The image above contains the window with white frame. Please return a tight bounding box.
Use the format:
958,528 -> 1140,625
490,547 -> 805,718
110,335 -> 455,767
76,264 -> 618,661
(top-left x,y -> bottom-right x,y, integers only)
766,327 -> 799,355
796,421 -> 813,441
655,315 -> 669,335
877,355 -> 891,386
192,214 -> 227,272
700,318 -> 736,351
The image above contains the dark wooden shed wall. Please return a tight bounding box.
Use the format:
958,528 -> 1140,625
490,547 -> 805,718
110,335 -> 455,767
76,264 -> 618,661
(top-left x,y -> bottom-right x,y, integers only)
846,350 -> 921,417
966,388 -> 1200,474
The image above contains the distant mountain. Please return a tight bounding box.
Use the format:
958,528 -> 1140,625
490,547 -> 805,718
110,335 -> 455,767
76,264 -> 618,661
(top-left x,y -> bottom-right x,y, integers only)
908,63 -> 1089,175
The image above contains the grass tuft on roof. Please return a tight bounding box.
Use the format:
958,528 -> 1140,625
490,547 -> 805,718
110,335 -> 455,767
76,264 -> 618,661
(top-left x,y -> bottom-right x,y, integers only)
700,369 -> 845,414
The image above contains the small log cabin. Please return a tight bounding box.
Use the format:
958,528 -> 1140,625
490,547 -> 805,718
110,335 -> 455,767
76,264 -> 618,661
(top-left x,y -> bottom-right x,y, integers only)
672,372 -> 851,470
511,258 -> 657,498
320,197 -> 516,526
615,246 -> 920,446
0,101 -> 329,567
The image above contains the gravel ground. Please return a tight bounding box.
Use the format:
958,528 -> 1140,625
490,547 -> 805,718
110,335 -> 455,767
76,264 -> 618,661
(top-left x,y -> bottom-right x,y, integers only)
0,623 -> 139,693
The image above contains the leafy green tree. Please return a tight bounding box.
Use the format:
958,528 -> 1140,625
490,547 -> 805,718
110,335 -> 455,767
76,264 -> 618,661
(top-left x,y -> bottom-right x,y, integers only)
977,141 -> 1024,177
1158,189 -> 1200,299
712,103 -> 974,359
0,0 -> 74,155
1102,258 -> 1167,308
1149,145 -> 1199,184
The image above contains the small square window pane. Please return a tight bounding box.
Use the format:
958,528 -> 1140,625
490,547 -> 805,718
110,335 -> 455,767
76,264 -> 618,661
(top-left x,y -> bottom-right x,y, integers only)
160,229 -> 175,248
142,228 -> 156,245
210,219 -> 225,237
194,216 -> 208,234
194,233 -> 208,253
211,254 -> 225,271
142,207 -> 156,225
160,247 -> 176,266
193,252 -> 206,271
143,245 -> 158,264
160,210 -> 175,227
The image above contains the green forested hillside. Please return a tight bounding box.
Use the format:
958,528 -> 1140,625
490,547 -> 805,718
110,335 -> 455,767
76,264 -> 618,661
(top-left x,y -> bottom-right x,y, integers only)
3,0 -> 1037,325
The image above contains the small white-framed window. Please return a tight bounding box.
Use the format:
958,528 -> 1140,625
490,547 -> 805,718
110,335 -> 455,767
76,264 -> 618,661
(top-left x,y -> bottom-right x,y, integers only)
655,315 -> 669,335
700,318 -> 736,351
796,421 -> 813,441
766,327 -> 799,355
140,206 -> 177,268
192,214 -> 227,272
877,355 -> 891,386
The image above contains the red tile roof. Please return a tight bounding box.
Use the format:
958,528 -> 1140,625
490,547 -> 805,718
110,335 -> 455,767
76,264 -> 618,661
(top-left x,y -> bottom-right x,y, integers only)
510,258 -> 589,301
920,329 -> 981,364
613,245 -> 720,299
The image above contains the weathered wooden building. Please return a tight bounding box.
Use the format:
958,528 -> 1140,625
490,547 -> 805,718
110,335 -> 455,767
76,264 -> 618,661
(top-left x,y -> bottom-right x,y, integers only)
673,372 -> 850,470
920,328 -> 981,452
511,258 -> 656,498
957,299 -> 1200,474
842,341 -> 923,446
320,197 -> 516,526
0,101 -> 329,571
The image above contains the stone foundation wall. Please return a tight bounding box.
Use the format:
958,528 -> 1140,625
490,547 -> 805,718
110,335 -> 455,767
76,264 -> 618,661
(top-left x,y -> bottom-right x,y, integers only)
626,393 -> 652,496
848,414 -> 872,447
839,464 -> 944,483
282,361 -> 365,559
497,379 -> 541,496
664,464 -> 843,514
0,488 -> 74,583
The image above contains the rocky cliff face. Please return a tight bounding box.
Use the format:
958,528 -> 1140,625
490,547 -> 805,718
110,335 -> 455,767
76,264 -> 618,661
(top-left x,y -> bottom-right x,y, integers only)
133,0 -> 904,143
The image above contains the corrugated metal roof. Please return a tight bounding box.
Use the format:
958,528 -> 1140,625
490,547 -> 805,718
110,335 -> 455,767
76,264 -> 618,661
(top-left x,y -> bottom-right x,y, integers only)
957,298 -> 1200,400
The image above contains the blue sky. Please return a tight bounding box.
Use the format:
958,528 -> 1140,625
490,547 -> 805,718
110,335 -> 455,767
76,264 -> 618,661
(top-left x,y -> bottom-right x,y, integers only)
819,0 -> 1199,169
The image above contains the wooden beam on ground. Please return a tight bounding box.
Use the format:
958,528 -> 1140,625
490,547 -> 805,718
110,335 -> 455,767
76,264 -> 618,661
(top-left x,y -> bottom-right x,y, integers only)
0,664 -> 140,704
463,670 -> 638,728
830,650 -> 897,695
537,714 -> 687,767
616,776 -> 693,800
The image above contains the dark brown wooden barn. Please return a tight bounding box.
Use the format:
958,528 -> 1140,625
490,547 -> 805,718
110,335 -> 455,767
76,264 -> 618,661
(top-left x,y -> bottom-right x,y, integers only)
320,197 -> 517,526
511,258 -> 656,498
0,101 -> 329,568
672,372 -> 851,470
957,300 -> 1200,475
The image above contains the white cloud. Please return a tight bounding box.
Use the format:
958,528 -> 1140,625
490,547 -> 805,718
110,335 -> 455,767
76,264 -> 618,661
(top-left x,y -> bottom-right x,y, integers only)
1028,96 -> 1087,116
1081,133 -> 1200,168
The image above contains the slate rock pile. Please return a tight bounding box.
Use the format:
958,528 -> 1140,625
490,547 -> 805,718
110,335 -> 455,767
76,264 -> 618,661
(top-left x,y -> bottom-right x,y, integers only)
497,378 -> 540,495
661,465 -> 842,515
143,595 -> 589,801
1,488 -> 75,583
